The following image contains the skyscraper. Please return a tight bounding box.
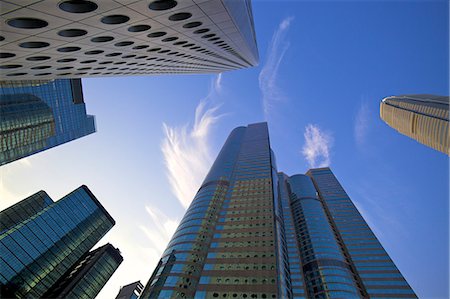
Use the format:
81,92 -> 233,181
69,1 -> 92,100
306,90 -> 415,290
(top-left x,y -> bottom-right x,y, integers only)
116,281 -> 144,299
380,94 -> 449,155
43,243 -> 123,299
0,185 -> 121,298
0,0 -> 258,79
0,78 -> 95,165
141,122 -> 417,298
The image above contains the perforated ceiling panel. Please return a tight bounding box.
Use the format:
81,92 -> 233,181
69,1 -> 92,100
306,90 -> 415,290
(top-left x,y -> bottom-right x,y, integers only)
0,0 -> 259,79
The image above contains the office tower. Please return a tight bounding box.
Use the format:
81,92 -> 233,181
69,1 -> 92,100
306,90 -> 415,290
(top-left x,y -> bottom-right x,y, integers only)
0,0 -> 258,80
116,281 -> 144,299
141,122 -> 417,298
0,78 -> 95,165
380,94 -> 449,155
43,243 -> 123,298
0,185 -> 120,298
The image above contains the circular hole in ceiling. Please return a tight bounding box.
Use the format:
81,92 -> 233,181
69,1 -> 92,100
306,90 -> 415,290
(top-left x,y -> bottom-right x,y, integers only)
59,0 -> 98,13
80,59 -> 96,64
128,25 -> 151,32
169,12 -> 192,21
194,28 -> 209,34
77,67 -> 91,70
57,66 -> 73,70
58,72 -> 72,76
148,0 -> 177,11
0,52 -> 16,58
34,72 -> 51,76
173,41 -> 187,45
26,56 -> 51,61
122,55 -> 136,59
202,33 -> 215,38
106,52 -> 122,57
210,37 -> 220,41
114,61 -> 126,65
183,22 -> 201,29
147,31 -> 166,38
58,46 -> 81,52
147,47 -> 161,52
75,72 -> 87,75
85,50 -> 104,55
101,15 -> 130,25
182,43 -> 194,48
6,72 -> 27,77
58,29 -> 87,37
90,72 -> 101,75
0,36 -> 5,42
91,36 -> 114,43
7,18 -> 48,29
159,49 -> 170,53
136,56 -> 147,59
57,58 -> 77,63
0,64 -> 22,69
99,61 -> 113,65
115,41 -> 134,47
31,65 -> 51,70
19,41 -> 49,48
94,67 -> 106,70
133,45 -> 149,50
162,37 -> 178,42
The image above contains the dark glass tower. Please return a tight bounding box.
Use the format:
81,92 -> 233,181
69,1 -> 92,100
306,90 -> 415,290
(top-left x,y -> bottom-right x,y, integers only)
115,281 -> 144,299
0,185 -> 118,298
141,122 -> 417,298
0,79 -> 95,166
43,243 -> 123,299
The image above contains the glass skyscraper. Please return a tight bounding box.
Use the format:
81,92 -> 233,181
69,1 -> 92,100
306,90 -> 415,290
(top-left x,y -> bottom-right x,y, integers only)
43,243 -> 123,299
0,185 -> 119,298
141,122 -> 417,298
0,79 -> 96,165
380,94 -> 449,155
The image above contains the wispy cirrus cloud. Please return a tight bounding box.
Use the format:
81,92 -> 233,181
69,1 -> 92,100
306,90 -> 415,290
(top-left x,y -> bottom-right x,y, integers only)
354,100 -> 370,146
139,204 -> 179,254
302,124 -> 333,168
161,75 -> 223,209
259,17 -> 294,118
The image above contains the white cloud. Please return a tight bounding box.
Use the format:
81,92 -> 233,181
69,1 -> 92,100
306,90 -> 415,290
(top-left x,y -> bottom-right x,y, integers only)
355,100 -> 370,146
140,205 -> 179,254
161,75 -> 223,209
302,124 -> 333,168
259,16 -> 294,118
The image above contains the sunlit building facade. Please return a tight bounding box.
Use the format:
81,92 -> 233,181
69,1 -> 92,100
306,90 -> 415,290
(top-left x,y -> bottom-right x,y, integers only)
0,0 -> 258,80
0,185 -> 120,298
0,79 -> 95,165
141,122 -> 417,298
380,94 -> 449,155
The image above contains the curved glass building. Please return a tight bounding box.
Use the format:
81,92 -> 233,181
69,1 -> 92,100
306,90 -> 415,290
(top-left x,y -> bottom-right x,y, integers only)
141,122 -> 417,299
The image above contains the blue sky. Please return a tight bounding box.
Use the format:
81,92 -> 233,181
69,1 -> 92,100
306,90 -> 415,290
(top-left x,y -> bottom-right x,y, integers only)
0,1 -> 448,298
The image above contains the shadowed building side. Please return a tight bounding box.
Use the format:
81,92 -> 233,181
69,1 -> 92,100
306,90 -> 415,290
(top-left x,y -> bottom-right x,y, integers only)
380,94 -> 449,155
0,185 -> 116,298
43,243 -> 123,299
0,79 -> 95,166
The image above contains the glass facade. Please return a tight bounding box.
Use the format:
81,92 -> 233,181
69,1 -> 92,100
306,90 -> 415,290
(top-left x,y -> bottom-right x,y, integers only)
43,243 -> 123,299
380,94 -> 449,155
307,168 -> 417,298
115,281 -> 144,299
142,122 -> 417,299
0,185 -> 115,298
0,79 -> 95,165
